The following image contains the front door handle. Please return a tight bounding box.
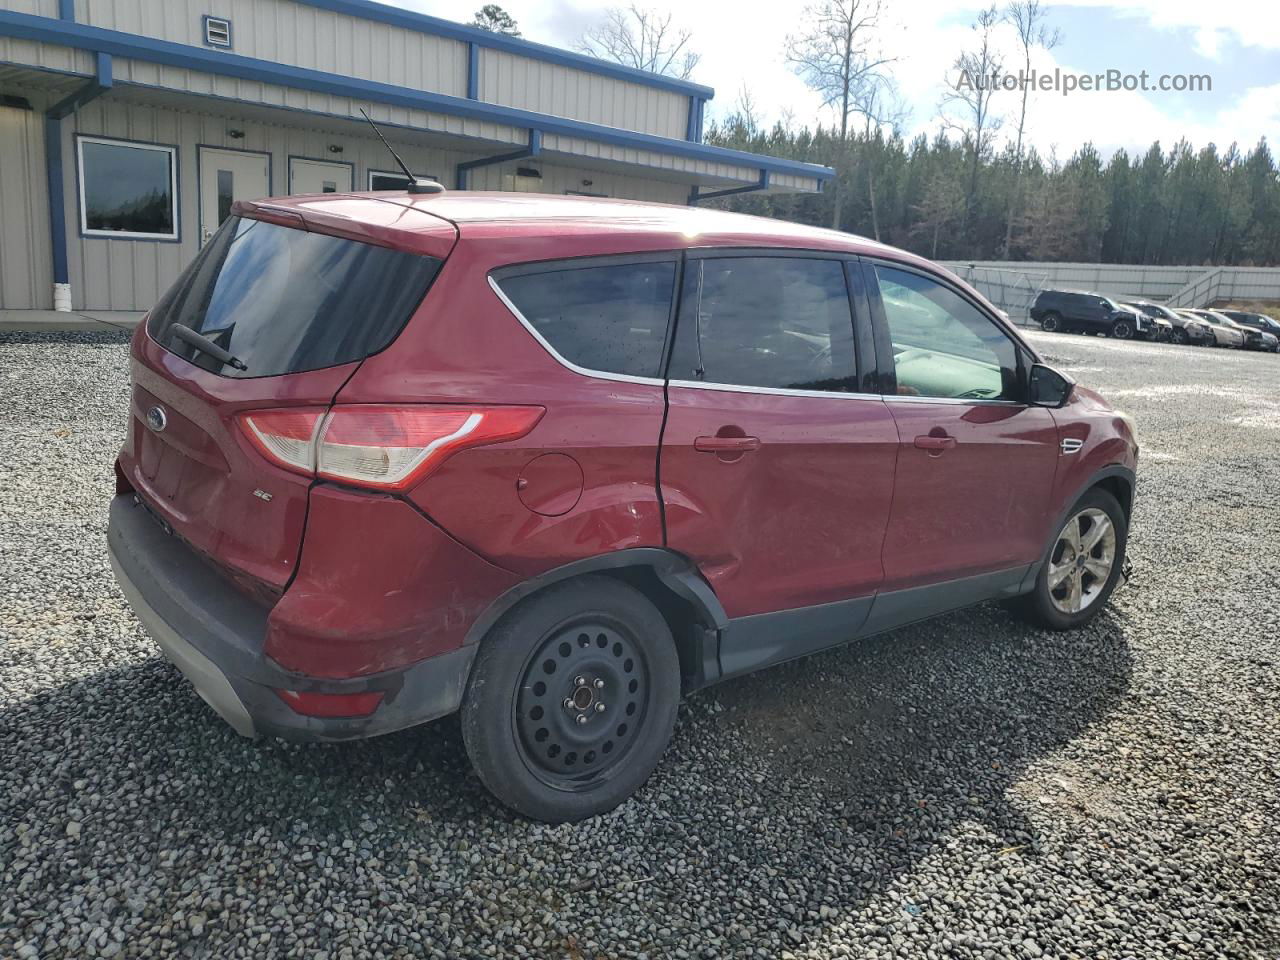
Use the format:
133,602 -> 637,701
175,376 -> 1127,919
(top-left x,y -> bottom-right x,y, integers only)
914,434 -> 956,452
695,435 -> 761,453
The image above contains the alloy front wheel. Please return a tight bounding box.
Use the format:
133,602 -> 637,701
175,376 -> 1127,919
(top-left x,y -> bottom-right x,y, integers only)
1008,487 -> 1128,631
1047,507 -> 1117,614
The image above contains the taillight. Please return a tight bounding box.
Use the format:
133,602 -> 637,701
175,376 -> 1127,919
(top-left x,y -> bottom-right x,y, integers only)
237,404 -> 544,491
239,408 -> 326,476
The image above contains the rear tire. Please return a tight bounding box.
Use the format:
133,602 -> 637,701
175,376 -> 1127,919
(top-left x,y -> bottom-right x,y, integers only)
1172,327 -> 1189,345
1010,488 -> 1128,631
460,576 -> 680,823
1040,312 -> 1062,333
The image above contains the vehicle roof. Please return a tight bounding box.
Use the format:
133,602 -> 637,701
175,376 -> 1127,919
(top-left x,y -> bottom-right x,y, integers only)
239,190 -> 926,262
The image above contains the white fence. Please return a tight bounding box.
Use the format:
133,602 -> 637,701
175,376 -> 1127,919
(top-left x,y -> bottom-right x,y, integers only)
940,260 -> 1280,320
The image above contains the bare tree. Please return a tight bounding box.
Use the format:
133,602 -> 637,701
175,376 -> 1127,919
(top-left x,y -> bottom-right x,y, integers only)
786,0 -> 894,230
471,4 -> 521,36
853,78 -> 908,240
1001,0 -> 1060,257
939,5 -> 1004,234
576,6 -> 700,79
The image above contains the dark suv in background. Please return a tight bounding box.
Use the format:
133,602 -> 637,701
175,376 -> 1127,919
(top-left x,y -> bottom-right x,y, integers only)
1030,290 -> 1147,339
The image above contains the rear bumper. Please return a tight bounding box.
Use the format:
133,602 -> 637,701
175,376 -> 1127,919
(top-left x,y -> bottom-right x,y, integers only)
107,494 -> 475,741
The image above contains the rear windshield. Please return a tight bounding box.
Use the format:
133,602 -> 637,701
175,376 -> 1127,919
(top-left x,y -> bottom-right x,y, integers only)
147,216 -> 441,378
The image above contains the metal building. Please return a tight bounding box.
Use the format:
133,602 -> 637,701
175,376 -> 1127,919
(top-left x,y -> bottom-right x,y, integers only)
0,0 -> 833,312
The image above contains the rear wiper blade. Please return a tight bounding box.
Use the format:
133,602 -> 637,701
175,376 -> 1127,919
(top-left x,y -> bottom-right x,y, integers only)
169,323 -> 247,371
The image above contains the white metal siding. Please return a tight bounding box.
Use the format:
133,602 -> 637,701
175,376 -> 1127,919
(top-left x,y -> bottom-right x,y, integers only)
480,49 -> 687,140
77,0 -> 468,95
0,34 -> 96,75
3,0 -> 60,16
541,132 -> 761,184
0,103 -> 53,309
108,56 -> 522,145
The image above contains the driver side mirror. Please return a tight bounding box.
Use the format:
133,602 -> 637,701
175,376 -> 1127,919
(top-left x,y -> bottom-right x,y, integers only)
1028,363 -> 1075,408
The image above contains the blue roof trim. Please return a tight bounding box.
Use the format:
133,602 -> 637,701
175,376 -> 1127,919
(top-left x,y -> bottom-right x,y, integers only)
0,11 -> 833,183
293,0 -> 714,100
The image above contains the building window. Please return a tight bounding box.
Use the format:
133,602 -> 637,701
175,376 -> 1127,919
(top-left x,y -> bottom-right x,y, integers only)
368,170 -> 440,191
77,136 -> 179,241
203,16 -> 232,48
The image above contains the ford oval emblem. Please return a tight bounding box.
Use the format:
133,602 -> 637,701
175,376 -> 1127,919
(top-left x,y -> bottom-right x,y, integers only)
146,405 -> 168,432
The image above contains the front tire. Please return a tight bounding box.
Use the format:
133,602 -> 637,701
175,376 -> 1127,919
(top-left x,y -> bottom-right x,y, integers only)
1011,488 -> 1128,631
461,576 -> 681,823
1172,327 -> 1189,345
1111,318 -> 1134,340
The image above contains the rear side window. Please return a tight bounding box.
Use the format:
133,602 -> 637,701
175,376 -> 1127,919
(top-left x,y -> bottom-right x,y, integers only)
669,256 -> 857,392
147,216 -> 441,378
494,259 -> 677,379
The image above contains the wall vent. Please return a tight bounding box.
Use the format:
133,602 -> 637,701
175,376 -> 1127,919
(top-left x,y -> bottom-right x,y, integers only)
203,16 -> 232,48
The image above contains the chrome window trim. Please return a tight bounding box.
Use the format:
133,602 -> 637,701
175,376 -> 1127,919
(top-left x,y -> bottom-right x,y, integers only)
667,379 -> 882,401
487,274 -> 666,387
881,394 -> 1026,407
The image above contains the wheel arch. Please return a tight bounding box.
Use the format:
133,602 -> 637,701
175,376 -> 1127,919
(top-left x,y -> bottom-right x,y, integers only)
1020,464 -> 1135,595
463,548 -> 728,692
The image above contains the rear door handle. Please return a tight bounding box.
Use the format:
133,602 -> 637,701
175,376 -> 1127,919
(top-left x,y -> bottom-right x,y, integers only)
695,436 -> 761,453
914,434 -> 956,451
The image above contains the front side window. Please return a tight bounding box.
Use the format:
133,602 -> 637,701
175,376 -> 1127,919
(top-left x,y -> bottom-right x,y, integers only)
78,137 -> 178,240
875,265 -> 1020,401
669,257 -> 857,392
494,260 -> 677,379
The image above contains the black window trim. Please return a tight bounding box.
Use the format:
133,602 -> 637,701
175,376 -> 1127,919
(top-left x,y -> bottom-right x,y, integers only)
488,251 -> 683,387
665,248 -> 880,402
862,255 -> 1034,407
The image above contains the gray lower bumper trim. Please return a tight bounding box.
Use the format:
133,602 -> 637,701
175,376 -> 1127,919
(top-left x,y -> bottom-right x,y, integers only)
109,546 -> 258,738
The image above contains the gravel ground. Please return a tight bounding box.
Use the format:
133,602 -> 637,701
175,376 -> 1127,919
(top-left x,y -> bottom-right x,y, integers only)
2,329 -> 1278,960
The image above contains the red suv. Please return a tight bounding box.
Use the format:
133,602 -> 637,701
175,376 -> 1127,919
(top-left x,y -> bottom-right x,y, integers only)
108,193 -> 1138,822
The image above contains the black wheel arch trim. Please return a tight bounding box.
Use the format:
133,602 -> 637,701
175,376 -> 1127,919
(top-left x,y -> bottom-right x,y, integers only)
463,547 -> 729,649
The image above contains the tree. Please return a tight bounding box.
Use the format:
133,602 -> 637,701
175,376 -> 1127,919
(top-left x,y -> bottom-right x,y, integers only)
1001,0 -> 1060,257
939,5 -> 1004,235
471,4 -> 520,36
576,6 -> 700,80
786,0 -> 894,230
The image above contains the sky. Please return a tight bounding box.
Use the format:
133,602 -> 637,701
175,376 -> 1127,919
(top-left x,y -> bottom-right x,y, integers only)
393,0 -> 1280,160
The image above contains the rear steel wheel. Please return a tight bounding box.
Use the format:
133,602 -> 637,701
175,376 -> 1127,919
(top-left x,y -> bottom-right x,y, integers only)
515,619 -> 650,791
461,576 -> 680,822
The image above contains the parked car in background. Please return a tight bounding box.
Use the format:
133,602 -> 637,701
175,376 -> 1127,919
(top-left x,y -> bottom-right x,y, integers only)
1186,310 -> 1246,348
1031,289 -> 1147,339
106,191 -> 1138,822
1220,310 -> 1280,353
1120,302 -> 1172,341
1156,308 -> 1214,346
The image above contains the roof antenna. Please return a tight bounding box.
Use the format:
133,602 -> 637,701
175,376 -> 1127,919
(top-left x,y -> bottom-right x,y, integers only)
359,108 -> 444,195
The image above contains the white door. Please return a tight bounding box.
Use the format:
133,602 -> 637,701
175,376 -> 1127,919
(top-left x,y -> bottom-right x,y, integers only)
289,157 -> 352,195
199,147 -> 270,245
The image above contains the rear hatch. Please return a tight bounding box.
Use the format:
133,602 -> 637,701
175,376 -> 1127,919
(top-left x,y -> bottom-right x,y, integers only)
120,197 -> 457,594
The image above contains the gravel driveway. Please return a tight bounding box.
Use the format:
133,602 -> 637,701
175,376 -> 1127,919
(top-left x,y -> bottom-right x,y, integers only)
2,329 -> 1278,960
